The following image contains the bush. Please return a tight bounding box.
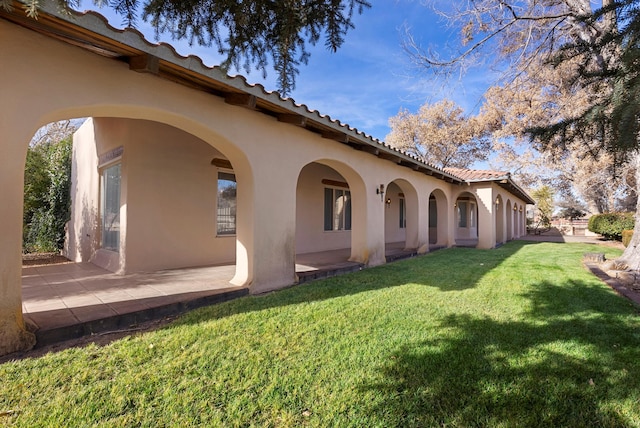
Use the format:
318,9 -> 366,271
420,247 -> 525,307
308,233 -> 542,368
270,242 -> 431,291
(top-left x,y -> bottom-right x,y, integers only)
622,229 -> 634,247
23,137 -> 72,253
588,212 -> 635,240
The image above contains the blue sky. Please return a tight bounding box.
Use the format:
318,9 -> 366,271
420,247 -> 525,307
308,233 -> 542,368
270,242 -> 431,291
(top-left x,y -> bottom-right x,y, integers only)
77,0 -> 493,142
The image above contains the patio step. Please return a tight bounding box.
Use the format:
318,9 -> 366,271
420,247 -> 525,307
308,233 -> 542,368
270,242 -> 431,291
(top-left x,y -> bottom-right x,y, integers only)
32,288 -> 249,348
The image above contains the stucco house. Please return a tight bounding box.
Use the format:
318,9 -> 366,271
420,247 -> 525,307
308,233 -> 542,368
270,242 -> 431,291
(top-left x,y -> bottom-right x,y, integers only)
0,1 -> 533,355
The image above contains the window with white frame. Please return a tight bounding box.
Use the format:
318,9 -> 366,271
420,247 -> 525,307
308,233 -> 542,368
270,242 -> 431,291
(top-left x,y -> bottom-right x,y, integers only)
399,198 -> 406,229
217,171 -> 237,235
100,163 -> 121,252
324,187 -> 351,231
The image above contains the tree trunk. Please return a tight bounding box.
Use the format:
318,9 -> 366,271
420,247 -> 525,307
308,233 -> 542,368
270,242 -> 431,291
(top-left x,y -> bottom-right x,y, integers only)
618,151 -> 640,269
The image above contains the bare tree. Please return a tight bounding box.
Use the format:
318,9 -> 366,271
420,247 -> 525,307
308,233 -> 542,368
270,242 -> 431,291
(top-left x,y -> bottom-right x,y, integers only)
407,0 -> 640,265
386,99 -> 490,169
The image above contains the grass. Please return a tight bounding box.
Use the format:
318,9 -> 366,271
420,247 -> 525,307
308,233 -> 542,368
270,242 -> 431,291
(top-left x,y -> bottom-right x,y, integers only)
2,241 -> 640,427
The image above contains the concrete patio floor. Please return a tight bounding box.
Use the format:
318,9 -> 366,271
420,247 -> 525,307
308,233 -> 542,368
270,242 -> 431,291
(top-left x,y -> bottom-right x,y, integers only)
22,243 -> 421,346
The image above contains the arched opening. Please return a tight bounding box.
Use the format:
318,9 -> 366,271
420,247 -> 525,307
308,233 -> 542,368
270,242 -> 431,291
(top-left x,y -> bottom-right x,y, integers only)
295,161 -> 366,277
454,192 -> 479,247
429,189 -> 449,248
15,115 -> 257,346
65,117 -> 244,274
495,194 -> 505,245
383,179 -> 419,260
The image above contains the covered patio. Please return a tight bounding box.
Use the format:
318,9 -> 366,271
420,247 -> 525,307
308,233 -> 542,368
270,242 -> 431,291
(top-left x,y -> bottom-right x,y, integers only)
22,243 -> 427,346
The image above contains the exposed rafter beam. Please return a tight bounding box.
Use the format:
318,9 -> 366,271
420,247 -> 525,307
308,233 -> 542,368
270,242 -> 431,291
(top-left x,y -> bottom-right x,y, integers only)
354,144 -> 379,156
378,151 -> 402,164
225,93 -> 257,109
129,54 -> 159,74
321,131 -> 349,144
278,114 -> 307,127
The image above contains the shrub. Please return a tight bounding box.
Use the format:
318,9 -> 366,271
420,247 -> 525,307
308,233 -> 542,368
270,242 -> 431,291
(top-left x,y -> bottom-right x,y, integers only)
622,229 -> 634,247
588,212 -> 635,240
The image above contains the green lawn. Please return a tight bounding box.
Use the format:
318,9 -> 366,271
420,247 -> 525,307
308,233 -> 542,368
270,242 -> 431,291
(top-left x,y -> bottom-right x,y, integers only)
2,241 -> 640,427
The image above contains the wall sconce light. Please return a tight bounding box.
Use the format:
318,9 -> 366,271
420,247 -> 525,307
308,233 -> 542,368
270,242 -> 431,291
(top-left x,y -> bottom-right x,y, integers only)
519,207 -> 523,212
495,197 -> 500,205
454,202 -> 457,208
386,197 -> 392,206
513,206 -> 518,211
376,184 -> 385,201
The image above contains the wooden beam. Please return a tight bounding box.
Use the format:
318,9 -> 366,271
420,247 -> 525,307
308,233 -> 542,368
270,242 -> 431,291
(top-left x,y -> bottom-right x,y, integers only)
278,114 -> 307,127
355,145 -> 379,156
399,160 -> 419,170
321,179 -> 349,189
378,151 -> 402,163
321,131 -> 349,144
211,158 -> 233,169
225,93 -> 257,109
129,54 -> 159,74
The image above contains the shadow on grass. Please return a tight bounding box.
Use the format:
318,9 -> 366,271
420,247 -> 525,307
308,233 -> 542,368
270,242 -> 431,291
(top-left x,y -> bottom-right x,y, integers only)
359,279 -> 640,427
170,241 -> 541,328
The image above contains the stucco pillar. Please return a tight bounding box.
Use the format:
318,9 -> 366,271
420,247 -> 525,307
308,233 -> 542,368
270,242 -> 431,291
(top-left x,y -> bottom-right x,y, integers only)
233,164 -> 297,294
350,184 -> 385,266
446,196 -> 456,247
414,192 -> 429,251
0,129 -> 36,356
475,188 -> 495,249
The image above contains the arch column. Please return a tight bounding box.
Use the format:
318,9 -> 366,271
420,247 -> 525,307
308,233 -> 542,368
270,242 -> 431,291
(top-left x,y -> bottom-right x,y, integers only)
352,184 -> 386,266
0,117 -> 37,355
475,187 -> 496,249
232,157 -> 298,294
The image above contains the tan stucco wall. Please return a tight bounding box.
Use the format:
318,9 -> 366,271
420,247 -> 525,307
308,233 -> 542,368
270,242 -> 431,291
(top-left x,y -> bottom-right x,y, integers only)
384,182 -> 407,245
296,163 -> 351,254
67,118 -> 237,273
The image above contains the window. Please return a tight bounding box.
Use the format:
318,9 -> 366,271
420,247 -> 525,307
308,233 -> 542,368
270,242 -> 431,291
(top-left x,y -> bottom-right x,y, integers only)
399,198 -> 406,228
100,163 -> 121,252
217,171 -> 236,235
324,187 -> 351,231
457,201 -> 468,228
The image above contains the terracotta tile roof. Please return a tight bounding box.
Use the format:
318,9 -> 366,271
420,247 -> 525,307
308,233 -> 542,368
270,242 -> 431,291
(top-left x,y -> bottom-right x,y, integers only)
444,168 -> 510,181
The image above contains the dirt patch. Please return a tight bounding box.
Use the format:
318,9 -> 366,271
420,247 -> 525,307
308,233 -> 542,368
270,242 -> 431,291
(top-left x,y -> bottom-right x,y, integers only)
22,252 -> 71,267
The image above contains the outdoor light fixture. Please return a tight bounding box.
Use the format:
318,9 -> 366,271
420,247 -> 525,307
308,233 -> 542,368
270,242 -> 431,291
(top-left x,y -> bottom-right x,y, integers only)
495,197 -> 500,205
519,207 -> 523,212
376,184 -> 385,201
514,206 -> 518,211
386,198 -> 392,206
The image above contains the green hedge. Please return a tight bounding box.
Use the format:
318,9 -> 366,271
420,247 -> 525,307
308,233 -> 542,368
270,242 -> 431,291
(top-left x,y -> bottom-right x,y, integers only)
588,212 -> 635,240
